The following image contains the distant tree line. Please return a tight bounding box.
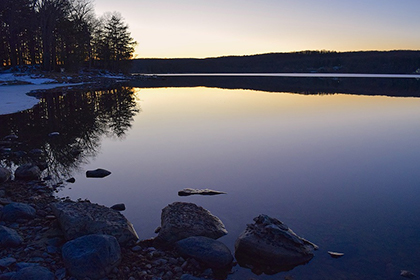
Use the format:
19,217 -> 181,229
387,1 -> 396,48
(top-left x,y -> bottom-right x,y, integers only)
0,0 -> 136,72
132,50 -> 420,74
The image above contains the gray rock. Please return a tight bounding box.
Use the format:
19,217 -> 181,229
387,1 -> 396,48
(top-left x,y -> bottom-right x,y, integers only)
155,202 -> 227,246
0,257 -> 16,268
176,236 -> 233,269
86,168 -> 111,178
178,188 -> 227,196
62,234 -> 121,280
1,202 -> 36,222
235,214 -> 318,274
14,164 -> 41,181
11,266 -> 54,280
0,167 -> 11,183
51,201 -> 138,245
0,226 -> 23,248
111,203 -> 126,211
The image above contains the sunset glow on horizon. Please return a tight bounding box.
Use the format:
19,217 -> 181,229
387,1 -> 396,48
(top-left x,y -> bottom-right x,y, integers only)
93,0 -> 420,58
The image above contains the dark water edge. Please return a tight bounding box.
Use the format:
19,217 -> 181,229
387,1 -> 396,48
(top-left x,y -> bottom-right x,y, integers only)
130,75 -> 420,97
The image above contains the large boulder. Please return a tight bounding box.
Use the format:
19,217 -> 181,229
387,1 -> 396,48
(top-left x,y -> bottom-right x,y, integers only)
14,164 -> 41,181
0,226 -> 23,248
1,202 -> 36,222
62,234 -> 121,280
11,266 -> 54,280
235,214 -> 318,274
51,201 -> 138,245
0,167 -> 11,183
155,202 -> 227,246
176,236 -> 233,269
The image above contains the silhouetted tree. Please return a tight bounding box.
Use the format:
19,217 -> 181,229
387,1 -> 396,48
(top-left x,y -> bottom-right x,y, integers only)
1,0 -> 136,72
96,13 -> 136,72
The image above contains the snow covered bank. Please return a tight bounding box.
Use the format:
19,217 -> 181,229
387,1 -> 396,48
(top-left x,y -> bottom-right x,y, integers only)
0,83 -> 72,115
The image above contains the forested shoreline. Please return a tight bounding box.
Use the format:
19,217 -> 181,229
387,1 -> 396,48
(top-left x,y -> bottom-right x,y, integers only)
0,0 -> 136,72
131,50 -> 420,74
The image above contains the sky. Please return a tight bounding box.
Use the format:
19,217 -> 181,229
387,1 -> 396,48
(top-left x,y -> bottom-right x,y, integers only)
93,0 -> 420,58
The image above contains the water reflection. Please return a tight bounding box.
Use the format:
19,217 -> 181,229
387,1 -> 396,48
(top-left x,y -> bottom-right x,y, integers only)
0,86 -> 139,181
131,76 -> 420,97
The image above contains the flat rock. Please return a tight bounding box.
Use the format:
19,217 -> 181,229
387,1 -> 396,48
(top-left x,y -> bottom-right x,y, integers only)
10,266 -> 54,280
51,201 -> 138,245
235,214 -> 318,274
155,202 -> 227,246
178,188 -> 227,196
176,236 -> 233,269
62,234 -> 121,280
86,168 -> 111,178
1,202 -> 36,222
14,164 -> 41,181
0,226 -> 23,248
0,167 -> 11,183
328,251 -> 344,258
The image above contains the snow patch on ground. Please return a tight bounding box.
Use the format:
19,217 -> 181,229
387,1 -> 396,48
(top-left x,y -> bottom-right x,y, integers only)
0,72 -> 56,85
0,83 -> 71,115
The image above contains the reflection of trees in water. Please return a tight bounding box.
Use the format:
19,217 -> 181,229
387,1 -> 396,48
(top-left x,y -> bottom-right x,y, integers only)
0,86 -> 140,182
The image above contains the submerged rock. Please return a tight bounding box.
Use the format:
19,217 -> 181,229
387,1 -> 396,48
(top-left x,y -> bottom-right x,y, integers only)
0,167 -> 11,183
62,234 -> 121,280
235,214 -> 318,274
176,236 -> 233,269
178,188 -> 227,196
51,201 -> 138,245
14,164 -> 41,180
155,202 -> 227,246
86,168 -> 111,178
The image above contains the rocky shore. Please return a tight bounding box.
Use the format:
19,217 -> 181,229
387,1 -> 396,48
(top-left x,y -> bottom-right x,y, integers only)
0,174 -> 232,280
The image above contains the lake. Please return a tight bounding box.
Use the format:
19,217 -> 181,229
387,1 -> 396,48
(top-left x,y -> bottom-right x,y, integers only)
1,76 -> 420,279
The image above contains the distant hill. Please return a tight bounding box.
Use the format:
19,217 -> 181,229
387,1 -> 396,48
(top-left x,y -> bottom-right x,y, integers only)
131,50 -> 420,74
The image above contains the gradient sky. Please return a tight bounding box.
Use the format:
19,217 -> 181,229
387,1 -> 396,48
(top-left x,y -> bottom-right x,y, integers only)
94,0 -> 420,58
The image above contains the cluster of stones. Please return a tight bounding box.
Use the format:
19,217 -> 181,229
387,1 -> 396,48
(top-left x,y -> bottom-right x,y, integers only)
0,135 -> 320,279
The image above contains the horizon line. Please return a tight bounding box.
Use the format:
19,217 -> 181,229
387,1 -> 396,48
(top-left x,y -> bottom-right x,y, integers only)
134,49 -> 420,60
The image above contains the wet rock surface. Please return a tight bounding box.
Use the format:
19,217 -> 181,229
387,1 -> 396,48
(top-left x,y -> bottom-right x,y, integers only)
235,214 -> 318,275
155,202 -> 228,246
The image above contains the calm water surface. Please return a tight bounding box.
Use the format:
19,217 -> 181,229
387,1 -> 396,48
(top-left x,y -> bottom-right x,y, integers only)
55,86 -> 420,279
2,84 -> 420,279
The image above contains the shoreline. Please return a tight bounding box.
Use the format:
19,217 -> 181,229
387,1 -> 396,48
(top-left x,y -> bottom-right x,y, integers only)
0,176 -> 212,280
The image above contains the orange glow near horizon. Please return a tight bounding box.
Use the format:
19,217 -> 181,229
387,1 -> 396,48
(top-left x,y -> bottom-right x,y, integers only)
94,0 -> 420,59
